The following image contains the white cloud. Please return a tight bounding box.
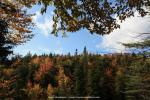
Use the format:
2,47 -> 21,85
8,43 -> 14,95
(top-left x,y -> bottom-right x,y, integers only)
38,18 -> 54,36
32,11 -> 54,37
96,13 -> 150,53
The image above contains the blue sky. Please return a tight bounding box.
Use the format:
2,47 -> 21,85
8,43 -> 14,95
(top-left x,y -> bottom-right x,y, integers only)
13,5 -> 150,56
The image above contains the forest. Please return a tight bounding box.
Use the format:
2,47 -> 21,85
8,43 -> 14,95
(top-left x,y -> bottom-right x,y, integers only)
0,48 -> 150,100
0,0 -> 150,100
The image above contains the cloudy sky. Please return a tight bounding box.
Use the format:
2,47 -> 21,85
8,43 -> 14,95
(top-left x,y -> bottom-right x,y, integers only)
14,5 -> 150,56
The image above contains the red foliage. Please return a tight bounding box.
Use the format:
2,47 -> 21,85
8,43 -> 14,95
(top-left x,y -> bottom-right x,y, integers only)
35,58 -> 53,81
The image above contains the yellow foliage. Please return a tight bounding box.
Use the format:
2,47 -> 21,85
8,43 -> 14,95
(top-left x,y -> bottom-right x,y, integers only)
47,84 -> 54,97
27,84 -> 42,99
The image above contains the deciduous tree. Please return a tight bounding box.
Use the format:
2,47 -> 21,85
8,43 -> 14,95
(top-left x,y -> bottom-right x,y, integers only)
26,0 -> 150,35
0,0 -> 34,60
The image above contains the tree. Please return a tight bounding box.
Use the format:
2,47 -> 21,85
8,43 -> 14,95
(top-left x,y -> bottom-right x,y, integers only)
123,7 -> 150,54
123,33 -> 150,61
123,33 -> 150,51
0,0 -> 34,60
24,0 -> 149,36
115,67 -> 126,100
11,63 -> 30,99
0,20 -> 14,62
23,52 -> 32,63
87,59 -> 102,97
56,66 -> 71,97
75,49 -> 78,56
124,60 -> 150,100
82,46 -> 88,95
73,61 -> 85,96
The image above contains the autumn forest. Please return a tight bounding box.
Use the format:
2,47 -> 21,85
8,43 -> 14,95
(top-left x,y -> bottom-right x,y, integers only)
0,0 -> 150,100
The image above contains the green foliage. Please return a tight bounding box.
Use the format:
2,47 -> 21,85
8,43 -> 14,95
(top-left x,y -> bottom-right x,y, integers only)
125,60 -> 150,100
123,33 -> 150,54
74,63 -> 85,96
23,0 -> 150,35
0,50 -> 149,100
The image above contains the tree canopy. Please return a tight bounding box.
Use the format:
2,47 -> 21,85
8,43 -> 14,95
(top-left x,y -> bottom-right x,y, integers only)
6,0 -> 149,36
23,0 -> 150,36
1,0 -> 150,59
123,33 -> 150,55
0,0 -> 34,44
0,0 -> 34,60
1,49 -> 150,99
123,8 -> 150,53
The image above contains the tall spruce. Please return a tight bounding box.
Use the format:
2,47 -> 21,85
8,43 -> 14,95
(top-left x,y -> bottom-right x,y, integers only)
83,46 -> 88,95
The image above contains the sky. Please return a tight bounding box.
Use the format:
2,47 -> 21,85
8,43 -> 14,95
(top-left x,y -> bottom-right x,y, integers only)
13,5 -> 150,56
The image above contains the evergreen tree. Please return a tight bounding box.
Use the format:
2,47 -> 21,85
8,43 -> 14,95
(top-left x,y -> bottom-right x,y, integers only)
75,49 -> 78,56
0,20 -> 14,62
23,52 -> 32,63
0,0 -> 34,61
73,60 -> 85,96
115,67 -> 126,100
82,46 -> 88,95
125,60 -> 150,100
87,61 -> 102,97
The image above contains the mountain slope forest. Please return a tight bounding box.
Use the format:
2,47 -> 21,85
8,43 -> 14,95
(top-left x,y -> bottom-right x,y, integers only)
0,48 -> 150,100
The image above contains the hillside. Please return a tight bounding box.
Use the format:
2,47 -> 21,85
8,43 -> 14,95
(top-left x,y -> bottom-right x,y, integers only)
0,50 -> 150,100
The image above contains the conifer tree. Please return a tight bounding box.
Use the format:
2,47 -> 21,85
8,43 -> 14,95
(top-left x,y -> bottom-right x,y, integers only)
73,61 -> 85,96
0,20 -> 14,62
75,49 -> 78,56
0,0 -> 34,61
87,62 -> 102,96
82,46 -> 88,95
125,60 -> 150,100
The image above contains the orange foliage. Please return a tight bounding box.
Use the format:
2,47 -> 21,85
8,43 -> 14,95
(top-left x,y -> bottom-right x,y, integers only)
31,56 -> 40,64
35,57 -> 53,81
106,67 -> 113,77
0,78 -> 16,97
57,66 -> 70,87
0,0 -> 34,44
2,69 -> 13,77
27,84 -> 42,99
